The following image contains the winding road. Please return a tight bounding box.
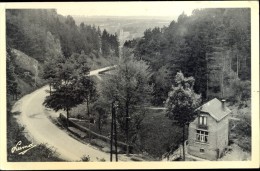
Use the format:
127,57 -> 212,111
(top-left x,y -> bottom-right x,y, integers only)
11,66 -> 129,162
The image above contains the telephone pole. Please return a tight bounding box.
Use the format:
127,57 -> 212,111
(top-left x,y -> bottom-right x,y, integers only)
110,101 -> 118,162
110,102 -> 114,162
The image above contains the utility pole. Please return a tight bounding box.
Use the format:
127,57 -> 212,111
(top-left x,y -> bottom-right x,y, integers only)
206,53 -> 209,100
110,101 -> 118,162
114,101 -> 118,162
110,102 -> 114,162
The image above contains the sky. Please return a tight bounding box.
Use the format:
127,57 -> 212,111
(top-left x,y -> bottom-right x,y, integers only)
56,2 -> 198,18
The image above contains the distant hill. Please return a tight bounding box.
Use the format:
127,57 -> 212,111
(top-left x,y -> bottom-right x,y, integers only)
72,15 -> 172,46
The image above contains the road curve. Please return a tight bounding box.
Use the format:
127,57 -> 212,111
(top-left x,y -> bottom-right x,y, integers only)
11,66 -> 128,162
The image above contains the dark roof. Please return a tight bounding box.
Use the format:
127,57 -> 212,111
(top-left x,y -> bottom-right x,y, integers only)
197,98 -> 231,121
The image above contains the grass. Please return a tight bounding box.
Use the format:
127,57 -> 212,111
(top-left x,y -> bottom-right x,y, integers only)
139,109 -> 185,159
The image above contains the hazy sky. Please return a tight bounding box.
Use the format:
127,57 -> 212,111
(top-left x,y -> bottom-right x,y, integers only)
56,2 -> 198,18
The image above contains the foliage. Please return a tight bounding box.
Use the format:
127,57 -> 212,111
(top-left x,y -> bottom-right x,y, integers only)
166,71 -> 201,160
81,155 -> 90,162
101,29 -> 120,57
100,57 -> 153,147
6,9 -> 119,61
43,53 -> 97,127
133,8 -> 250,102
139,109 -> 184,158
91,96 -> 110,133
166,71 -> 201,126
235,111 -> 251,152
6,46 -> 19,99
150,65 -> 172,106
230,78 -> 251,104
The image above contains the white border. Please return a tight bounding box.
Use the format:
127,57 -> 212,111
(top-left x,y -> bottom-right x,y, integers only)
0,1 -> 259,170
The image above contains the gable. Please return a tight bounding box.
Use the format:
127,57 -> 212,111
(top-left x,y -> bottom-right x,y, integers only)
196,98 -> 231,122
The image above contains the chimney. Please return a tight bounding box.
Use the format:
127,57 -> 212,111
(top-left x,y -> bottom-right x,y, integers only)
221,99 -> 226,111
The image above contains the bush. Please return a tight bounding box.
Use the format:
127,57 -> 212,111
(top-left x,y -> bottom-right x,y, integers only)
229,78 -> 251,104
81,155 -> 90,161
230,106 -> 251,152
98,158 -> 106,162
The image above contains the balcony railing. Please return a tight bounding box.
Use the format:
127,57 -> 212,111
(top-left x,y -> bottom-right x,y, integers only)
197,124 -> 208,130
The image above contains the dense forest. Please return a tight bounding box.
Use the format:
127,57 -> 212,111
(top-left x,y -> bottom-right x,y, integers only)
6,9 -> 120,100
124,8 -> 251,105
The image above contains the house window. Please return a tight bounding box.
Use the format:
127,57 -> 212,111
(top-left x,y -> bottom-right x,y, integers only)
196,130 -> 209,143
200,148 -> 205,153
199,116 -> 207,125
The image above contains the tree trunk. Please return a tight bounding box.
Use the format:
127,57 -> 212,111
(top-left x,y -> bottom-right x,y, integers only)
110,102 -> 114,162
221,54 -> 224,99
88,119 -> 91,140
98,115 -> 102,134
182,125 -> 186,161
86,96 -> 90,116
125,100 -> 130,156
114,107 -> 118,162
236,54 -> 239,78
229,50 -> 232,72
66,108 -> 69,128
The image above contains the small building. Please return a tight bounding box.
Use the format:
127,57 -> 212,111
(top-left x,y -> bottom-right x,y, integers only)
187,98 -> 231,160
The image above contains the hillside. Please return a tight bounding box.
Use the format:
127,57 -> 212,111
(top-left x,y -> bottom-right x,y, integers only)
12,49 -> 39,77
7,48 -> 45,98
6,9 -> 121,99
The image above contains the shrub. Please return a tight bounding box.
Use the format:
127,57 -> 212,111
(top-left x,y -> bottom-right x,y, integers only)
81,155 -> 90,161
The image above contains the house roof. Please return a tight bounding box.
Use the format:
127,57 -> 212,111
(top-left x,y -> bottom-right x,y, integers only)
197,98 -> 231,121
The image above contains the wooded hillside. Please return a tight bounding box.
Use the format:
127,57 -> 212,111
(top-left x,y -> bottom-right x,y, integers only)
125,8 -> 251,104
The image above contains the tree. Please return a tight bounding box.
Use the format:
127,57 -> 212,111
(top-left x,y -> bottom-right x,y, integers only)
165,71 -> 201,160
43,54 -> 96,128
42,58 -> 58,95
77,76 -> 97,116
91,96 -> 109,133
151,65 -> 171,106
43,59 -> 79,127
6,47 -> 18,100
101,29 -> 110,57
72,52 -> 98,117
230,78 -> 251,105
100,57 -> 153,155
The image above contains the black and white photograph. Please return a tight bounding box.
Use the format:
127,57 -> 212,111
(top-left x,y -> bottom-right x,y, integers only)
0,1 -> 259,170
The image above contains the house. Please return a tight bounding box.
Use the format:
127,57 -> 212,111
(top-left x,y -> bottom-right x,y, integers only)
187,98 -> 231,160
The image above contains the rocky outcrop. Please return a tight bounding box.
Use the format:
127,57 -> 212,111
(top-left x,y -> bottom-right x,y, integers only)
12,49 -> 39,76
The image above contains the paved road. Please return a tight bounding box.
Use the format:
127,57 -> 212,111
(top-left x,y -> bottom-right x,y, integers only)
11,66 -> 128,162
88,65 -> 117,80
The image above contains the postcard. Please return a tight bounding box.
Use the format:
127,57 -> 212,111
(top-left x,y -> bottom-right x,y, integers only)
0,1 -> 259,170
